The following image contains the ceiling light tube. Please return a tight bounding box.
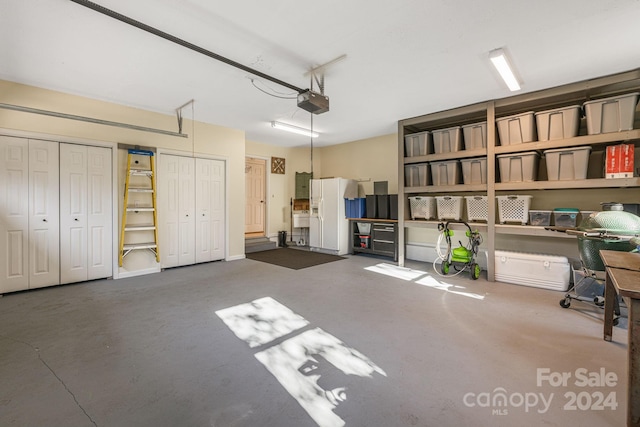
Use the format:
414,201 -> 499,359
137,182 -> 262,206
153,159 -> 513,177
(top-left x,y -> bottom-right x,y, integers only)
489,48 -> 521,91
271,121 -> 319,138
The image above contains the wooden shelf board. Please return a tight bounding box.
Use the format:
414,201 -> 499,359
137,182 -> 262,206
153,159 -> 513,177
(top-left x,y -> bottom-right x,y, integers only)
494,129 -> 640,155
495,224 -> 576,238
495,177 -> 640,191
405,184 -> 487,194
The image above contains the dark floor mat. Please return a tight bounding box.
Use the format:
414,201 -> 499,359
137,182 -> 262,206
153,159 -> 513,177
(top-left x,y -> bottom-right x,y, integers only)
246,248 -> 345,270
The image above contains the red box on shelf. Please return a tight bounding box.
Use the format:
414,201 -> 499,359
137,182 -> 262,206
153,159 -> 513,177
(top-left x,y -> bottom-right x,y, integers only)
606,143 -> 635,178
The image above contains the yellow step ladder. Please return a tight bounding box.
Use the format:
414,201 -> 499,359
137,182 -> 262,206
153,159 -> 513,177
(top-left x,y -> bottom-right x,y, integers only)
119,149 -> 160,267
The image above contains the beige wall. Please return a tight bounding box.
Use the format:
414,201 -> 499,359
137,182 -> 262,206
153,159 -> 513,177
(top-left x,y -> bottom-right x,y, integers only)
316,134 -> 398,197
0,80 -> 246,273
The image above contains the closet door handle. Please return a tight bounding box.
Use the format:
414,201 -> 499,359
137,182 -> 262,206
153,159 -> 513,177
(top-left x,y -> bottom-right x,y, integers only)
43,219 -> 47,222
74,218 -> 79,222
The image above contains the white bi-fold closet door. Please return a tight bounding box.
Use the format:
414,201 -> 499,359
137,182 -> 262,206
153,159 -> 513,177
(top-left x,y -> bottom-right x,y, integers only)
0,137 -> 59,293
158,154 -> 225,268
59,143 -> 113,284
0,137 -> 113,294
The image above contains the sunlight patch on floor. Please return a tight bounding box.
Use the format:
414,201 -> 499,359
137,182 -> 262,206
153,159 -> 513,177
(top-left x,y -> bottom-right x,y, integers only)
364,263 -> 428,281
365,263 -> 486,300
216,297 -> 386,427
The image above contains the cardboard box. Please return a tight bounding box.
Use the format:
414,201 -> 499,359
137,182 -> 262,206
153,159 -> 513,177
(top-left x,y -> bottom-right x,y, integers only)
606,143 -> 635,178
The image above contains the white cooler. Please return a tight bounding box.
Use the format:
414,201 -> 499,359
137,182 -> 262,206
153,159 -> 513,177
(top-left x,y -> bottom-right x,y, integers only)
494,250 -> 571,291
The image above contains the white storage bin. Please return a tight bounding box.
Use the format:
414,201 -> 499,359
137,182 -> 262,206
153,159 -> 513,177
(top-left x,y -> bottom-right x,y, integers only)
404,131 -> 431,157
543,146 -> 591,180
460,157 -> 487,184
404,163 -> 429,187
584,92 -> 639,134
535,105 -> 581,141
465,195 -> 488,222
430,160 -> 460,186
496,195 -> 532,225
494,250 -> 571,291
462,122 -> 487,150
432,126 -> 463,154
497,151 -> 539,182
408,196 -> 436,220
496,111 -> 537,145
436,196 -> 463,220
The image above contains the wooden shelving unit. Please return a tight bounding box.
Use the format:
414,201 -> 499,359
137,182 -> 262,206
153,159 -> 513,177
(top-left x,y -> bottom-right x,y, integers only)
397,69 -> 640,281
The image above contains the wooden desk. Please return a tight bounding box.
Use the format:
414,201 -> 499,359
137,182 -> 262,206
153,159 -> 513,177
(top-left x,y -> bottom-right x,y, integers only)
601,250 -> 640,427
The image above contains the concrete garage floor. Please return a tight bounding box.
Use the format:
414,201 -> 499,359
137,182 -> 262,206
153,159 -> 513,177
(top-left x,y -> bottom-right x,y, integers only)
0,254 -> 629,427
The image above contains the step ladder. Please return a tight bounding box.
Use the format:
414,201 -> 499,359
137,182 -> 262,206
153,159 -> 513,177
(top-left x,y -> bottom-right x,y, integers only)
119,149 -> 160,267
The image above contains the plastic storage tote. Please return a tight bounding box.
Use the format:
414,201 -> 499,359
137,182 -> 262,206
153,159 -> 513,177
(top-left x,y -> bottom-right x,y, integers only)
404,131 -> 431,157
494,250 -> 571,291
496,111 -> 537,145
528,210 -> 552,226
553,208 -> 580,228
435,196 -> 464,220
408,196 -> 436,220
404,163 -> 429,187
460,157 -> 487,184
461,122 -> 487,150
345,198 -> 366,218
496,195 -> 533,225
496,151 -> 539,182
584,92 -> 639,134
535,105 -> 581,141
465,195 -> 488,222
430,160 -> 460,186
543,146 -> 591,180
432,126 -> 463,154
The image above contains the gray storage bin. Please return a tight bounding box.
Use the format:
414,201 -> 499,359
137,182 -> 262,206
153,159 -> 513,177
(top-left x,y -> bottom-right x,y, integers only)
460,157 -> 487,184
461,121 -> 487,150
496,111 -> 537,145
432,126 -> 463,154
430,160 -> 460,186
497,151 -> 540,182
404,131 -> 431,157
584,92 -> 639,134
535,105 -> 581,141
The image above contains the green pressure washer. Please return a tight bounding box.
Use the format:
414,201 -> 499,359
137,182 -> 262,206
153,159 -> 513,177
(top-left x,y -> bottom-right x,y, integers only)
437,220 -> 483,280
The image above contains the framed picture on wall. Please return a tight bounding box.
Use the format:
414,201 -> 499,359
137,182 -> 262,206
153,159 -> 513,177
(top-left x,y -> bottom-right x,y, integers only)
271,157 -> 285,174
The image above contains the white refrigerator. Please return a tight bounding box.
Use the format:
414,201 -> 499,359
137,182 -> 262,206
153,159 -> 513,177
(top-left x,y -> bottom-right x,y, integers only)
309,178 -> 357,255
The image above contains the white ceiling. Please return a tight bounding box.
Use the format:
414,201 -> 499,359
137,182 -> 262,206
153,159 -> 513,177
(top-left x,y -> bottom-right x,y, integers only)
2,0 -> 640,148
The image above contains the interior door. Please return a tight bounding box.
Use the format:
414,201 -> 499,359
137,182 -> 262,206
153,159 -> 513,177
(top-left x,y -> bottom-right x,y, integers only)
87,146 -> 112,280
28,139 -> 59,289
245,157 -> 265,235
196,158 -> 225,262
0,136 -> 29,293
178,156 -> 196,266
60,143 -> 88,284
321,178 -> 340,251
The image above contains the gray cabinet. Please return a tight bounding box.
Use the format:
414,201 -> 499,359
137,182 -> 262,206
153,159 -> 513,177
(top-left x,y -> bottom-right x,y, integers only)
350,219 -> 398,261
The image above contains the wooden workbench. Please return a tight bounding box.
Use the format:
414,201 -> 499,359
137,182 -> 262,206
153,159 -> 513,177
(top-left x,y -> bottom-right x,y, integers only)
601,250 -> 640,427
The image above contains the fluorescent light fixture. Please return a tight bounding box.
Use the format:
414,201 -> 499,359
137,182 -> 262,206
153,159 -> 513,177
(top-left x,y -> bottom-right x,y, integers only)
271,121 -> 318,138
489,48 -> 521,91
